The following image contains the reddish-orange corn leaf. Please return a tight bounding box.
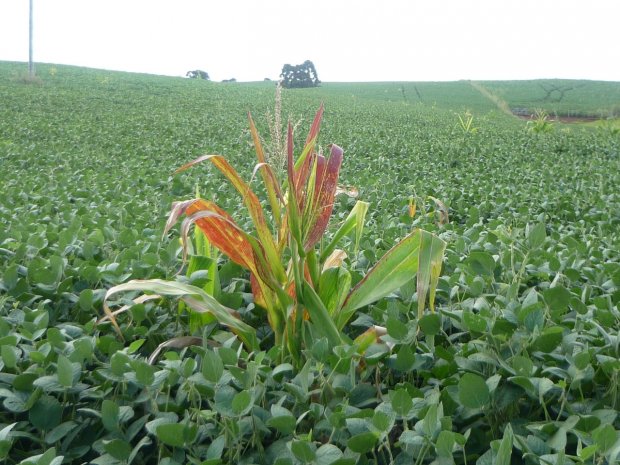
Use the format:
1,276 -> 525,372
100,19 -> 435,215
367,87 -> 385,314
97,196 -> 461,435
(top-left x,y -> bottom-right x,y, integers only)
176,154 -> 286,283
250,273 -> 267,309
304,103 -> 324,146
295,150 -> 315,206
185,200 -> 256,272
293,104 -> 324,199
304,144 -> 344,250
184,204 -> 279,295
312,154 -> 327,206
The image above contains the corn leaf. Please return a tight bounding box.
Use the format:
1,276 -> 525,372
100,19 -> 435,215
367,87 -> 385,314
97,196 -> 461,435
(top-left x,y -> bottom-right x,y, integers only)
163,199 -> 196,239
301,280 -> 343,348
415,229 -> 446,318
305,144 -> 343,250
104,279 -> 259,350
322,249 -> 348,270
318,267 -> 351,320
148,336 -> 203,365
250,272 -> 284,338
301,152 -> 320,232
182,206 -> 281,295
341,229 -> 446,317
97,294 -> 161,325
176,154 -> 286,283
320,200 -> 369,262
304,103 -> 324,147
291,104 -> 324,181
184,200 -> 256,273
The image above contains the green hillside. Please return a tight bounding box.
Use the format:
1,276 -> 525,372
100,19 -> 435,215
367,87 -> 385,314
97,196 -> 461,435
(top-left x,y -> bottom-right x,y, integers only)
1,61 -> 620,465
477,79 -> 620,118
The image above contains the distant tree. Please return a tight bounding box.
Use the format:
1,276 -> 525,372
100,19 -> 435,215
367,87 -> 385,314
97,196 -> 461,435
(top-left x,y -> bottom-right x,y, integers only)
222,78 -> 237,83
280,60 -> 320,89
264,78 -> 272,82
186,70 -> 210,80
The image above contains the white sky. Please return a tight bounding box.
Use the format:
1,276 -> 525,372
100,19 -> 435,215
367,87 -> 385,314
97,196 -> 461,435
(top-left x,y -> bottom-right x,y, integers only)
1,0 -> 619,82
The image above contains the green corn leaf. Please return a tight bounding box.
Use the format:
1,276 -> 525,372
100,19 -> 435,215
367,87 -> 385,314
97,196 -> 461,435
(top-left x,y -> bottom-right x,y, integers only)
318,267 -> 351,325
321,200 -> 369,262
341,229 -> 445,317
301,280 -> 343,348
104,279 -> 258,350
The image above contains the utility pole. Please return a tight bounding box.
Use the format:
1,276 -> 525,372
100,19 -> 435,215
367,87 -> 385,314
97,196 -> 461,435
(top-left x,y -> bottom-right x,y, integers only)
29,0 -> 34,77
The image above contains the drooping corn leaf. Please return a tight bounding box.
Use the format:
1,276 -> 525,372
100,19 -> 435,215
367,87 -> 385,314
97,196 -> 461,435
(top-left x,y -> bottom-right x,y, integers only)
97,294 -> 161,326
183,200 -> 256,273
103,279 -> 259,350
163,199 -> 196,240
336,185 -> 359,197
147,336 -> 203,365
176,154 -> 286,283
183,201 -> 282,296
341,229 -> 446,318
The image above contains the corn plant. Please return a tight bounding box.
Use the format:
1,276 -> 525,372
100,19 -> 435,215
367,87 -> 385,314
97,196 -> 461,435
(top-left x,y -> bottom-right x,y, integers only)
456,110 -> 478,134
528,109 -> 555,133
103,105 -> 446,364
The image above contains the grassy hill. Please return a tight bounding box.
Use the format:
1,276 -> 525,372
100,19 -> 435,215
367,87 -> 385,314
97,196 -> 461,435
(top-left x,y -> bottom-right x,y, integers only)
476,79 -> 620,118
4,61 -> 620,118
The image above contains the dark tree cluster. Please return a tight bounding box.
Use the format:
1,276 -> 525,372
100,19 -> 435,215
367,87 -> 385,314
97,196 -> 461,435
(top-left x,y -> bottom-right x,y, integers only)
280,60 -> 320,89
222,78 -> 237,83
186,70 -> 210,80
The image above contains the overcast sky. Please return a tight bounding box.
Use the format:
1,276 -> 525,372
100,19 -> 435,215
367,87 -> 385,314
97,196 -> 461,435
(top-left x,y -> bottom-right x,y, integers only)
1,0 -> 619,82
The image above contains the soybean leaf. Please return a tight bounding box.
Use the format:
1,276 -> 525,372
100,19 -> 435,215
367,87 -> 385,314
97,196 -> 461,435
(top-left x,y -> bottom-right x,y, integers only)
347,432 -> 379,454
458,373 -> 490,409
